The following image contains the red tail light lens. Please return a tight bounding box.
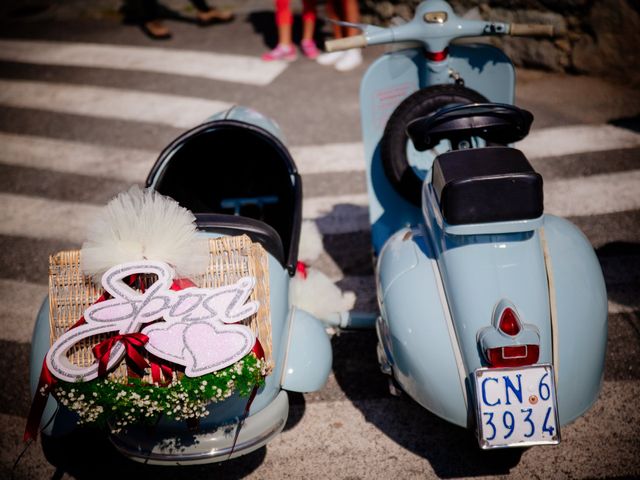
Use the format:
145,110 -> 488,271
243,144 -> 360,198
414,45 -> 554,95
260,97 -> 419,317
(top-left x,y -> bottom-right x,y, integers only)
498,308 -> 521,336
486,344 -> 540,368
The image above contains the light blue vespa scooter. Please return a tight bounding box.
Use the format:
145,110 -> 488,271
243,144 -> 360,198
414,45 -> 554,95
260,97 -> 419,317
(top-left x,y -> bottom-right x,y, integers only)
327,0 -> 607,449
28,106 -> 332,464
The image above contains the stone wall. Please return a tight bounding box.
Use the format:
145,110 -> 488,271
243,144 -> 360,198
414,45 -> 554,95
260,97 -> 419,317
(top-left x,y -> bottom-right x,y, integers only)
360,0 -> 640,82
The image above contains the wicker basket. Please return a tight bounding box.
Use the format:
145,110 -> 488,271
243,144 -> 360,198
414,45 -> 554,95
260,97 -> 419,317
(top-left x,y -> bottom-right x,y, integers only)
48,235 -> 272,382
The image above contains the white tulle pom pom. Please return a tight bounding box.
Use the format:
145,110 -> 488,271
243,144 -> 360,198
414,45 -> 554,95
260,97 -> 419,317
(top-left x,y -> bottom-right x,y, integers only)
289,268 -> 355,322
81,186 -> 209,281
298,220 -> 324,263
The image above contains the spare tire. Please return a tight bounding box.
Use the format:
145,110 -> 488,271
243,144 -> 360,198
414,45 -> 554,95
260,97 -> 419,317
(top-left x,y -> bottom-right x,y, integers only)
380,84 -> 489,206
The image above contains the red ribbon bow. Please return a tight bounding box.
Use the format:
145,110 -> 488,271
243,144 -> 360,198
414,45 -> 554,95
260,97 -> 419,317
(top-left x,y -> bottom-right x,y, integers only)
92,333 -> 150,378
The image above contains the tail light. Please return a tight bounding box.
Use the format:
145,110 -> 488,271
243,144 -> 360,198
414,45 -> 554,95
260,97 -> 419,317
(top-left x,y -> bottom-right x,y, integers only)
498,308 -> 520,336
485,306 -> 540,368
486,344 -> 540,368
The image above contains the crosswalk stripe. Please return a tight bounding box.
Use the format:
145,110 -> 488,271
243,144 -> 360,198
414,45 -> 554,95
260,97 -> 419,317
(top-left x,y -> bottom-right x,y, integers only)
0,193 -> 99,243
0,279 -> 46,344
0,132 -> 153,183
3,124 -> 640,180
291,143 -> 365,174
0,79 -> 232,129
2,168 -> 640,240
0,39 -> 288,86
289,124 -> 640,174
519,124 -> 640,159
545,169 -> 640,218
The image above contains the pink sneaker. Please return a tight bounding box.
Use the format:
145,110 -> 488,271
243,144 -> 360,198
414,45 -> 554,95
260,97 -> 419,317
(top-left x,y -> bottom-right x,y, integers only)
301,39 -> 320,59
262,44 -> 297,62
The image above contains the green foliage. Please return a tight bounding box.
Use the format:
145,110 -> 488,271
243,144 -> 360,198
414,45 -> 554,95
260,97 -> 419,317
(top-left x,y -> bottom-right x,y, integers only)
53,354 -> 266,430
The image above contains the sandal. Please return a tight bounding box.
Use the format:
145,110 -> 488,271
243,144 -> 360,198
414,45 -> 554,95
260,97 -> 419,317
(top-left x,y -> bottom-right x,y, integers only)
196,8 -> 234,26
141,20 -> 172,40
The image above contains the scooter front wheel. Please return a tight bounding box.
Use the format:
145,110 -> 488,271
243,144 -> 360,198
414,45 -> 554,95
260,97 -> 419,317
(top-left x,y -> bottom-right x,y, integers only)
381,84 -> 488,206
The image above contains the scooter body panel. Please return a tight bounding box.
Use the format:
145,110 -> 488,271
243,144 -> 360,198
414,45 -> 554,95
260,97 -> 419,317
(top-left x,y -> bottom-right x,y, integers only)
542,215 -> 608,424
360,44 -> 516,253
377,227 -> 468,426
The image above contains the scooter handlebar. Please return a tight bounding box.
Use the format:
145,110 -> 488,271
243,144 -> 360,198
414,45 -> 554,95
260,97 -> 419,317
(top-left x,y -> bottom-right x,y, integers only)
325,35 -> 368,52
509,23 -> 555,37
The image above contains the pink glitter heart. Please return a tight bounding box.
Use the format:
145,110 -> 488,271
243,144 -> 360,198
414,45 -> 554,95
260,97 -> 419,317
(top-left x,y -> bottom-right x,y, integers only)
145,323 -> 188,363
183,322 -> 254,376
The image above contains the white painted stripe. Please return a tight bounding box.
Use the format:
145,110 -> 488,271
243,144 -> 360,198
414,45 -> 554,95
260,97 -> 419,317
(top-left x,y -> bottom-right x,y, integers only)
0,79 -> 232,129
292,124 -> 640,175
292,143 -> 364,174
302,194 -> 370,234
2,169 -> 638,241
0,39 -> 287,86
3,125 -> 638,183
303,169 -> 640,231
544,169 -> 640,218
0,193 -> 99,243
0,132 -> 153,183
518,124 -> 640,159
0,279 -> 47,344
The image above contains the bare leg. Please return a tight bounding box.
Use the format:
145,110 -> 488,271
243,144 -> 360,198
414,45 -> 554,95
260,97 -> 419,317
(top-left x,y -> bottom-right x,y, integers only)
342,0 -> 360,37
278,22 -> 293,46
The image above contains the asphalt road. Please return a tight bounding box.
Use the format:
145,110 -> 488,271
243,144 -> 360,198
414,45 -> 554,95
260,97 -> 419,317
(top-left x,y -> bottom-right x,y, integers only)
1,1 -> 639,479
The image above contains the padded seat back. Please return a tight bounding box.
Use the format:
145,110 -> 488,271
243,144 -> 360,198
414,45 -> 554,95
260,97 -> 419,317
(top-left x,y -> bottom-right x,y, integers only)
432,146 -> 543,225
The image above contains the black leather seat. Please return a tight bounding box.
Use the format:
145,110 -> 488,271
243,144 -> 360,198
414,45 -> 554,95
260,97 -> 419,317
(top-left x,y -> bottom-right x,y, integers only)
432,146 -> 543,225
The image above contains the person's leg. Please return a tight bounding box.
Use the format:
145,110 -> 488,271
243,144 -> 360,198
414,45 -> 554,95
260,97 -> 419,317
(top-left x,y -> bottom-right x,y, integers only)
341,0 -> 360,37
334,0 -> 362,70
127,0 -> 171,39
189,0 -> 233,24
262,0 -> 297,61
301,0 -> 319,58
316,0 -> 345,65
326,0 -> 343,39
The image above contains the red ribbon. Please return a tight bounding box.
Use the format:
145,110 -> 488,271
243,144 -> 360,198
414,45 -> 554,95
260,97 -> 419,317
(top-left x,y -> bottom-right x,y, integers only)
296,261 -> 308,279
150,360 -> 174,385
92,333 -> 150,378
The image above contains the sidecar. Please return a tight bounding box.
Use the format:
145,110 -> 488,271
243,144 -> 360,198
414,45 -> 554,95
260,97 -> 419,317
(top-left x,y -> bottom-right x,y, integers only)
29,106 -> 332,464
372,103 -> 607,448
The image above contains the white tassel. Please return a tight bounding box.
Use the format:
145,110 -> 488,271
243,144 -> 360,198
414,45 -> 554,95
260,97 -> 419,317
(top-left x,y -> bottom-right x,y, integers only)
298,220 -> 324,263
289,268 -> 355,322
80,186 -> 209,281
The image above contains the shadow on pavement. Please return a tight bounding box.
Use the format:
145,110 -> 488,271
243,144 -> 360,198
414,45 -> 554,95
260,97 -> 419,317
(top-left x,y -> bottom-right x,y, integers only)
315,203 -> 525,477
330,330 -> 525,478
609,114 -> 640,133
39,428 -> 267,480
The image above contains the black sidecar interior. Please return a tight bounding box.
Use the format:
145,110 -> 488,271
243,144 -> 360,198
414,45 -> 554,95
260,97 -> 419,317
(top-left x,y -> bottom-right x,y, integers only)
432,146 -> 543,225
407,103 -> 534,151
148,120 -> 301,273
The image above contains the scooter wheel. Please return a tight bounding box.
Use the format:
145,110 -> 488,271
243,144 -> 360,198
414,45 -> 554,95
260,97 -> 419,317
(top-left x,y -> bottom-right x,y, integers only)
381,84 -> 488,206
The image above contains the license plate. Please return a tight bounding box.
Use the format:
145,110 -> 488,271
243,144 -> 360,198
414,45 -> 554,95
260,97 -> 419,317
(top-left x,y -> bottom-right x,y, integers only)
474,364 -> 561,449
